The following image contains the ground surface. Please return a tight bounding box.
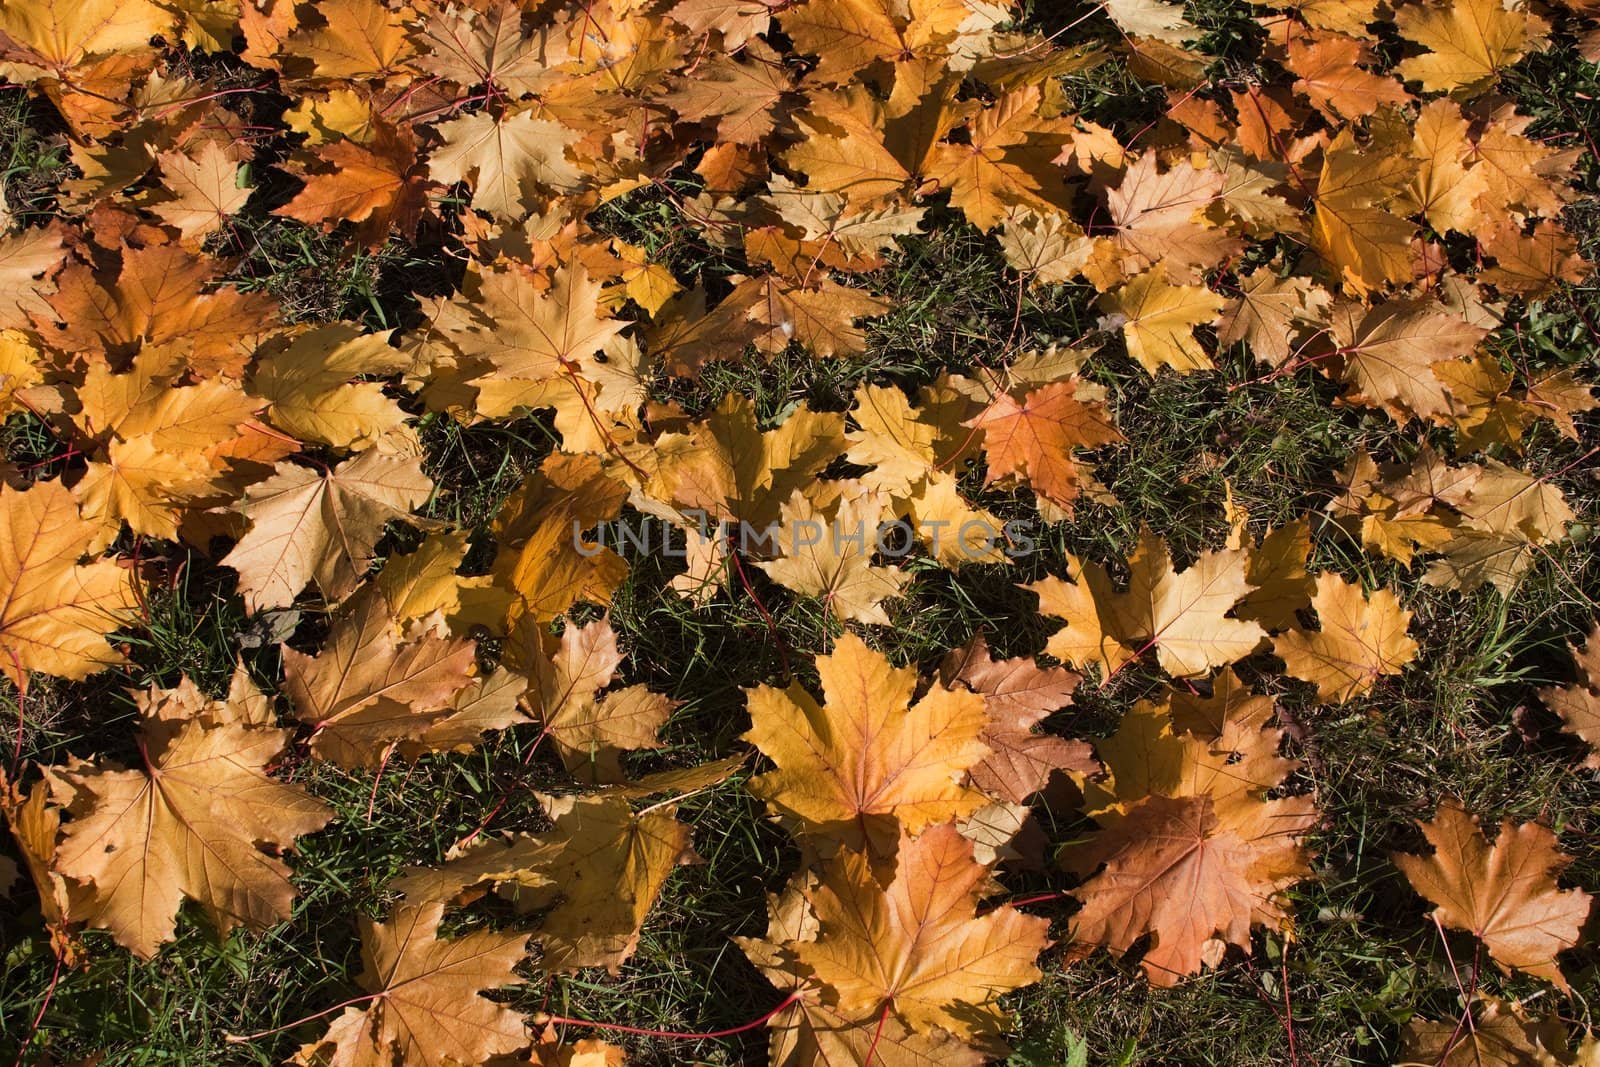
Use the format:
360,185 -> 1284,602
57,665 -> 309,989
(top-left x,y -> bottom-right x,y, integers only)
1,0 -> 1599,1064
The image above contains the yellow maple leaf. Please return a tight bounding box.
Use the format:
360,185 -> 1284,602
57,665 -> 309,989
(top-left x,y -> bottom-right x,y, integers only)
1273,572 -> 1418,701
1396,0 -> 1548,94
1098,270 -> 1223,373
757,487 -> 911,625
0,481 -> 139,687
788,823 -> 1051,1038
743,632 -> 990,852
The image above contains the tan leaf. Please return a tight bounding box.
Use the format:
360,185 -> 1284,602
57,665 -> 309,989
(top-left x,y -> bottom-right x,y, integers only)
1285,31 -> 1410,121
412,1 -> 569,95
1329,299 -> 1487,423
1107,154 -> 1242,282
51,681 -> 333,958
43,242 -> 276,377
1400,995 -> 1565,1067
428,109 -> 584,219
275,128 -> 430,248
1217,270 -> 1330,367
221,450 -> 434,612
1538,624 -> 1600,768
927,86 -> 1073,232
1310,129 -> 1416,296
505,615 -> 677,781
1394,801 -> 1591,990
282,586 -> 478,768
149,142 -> 251,246
939,633 -> 1095,804
292,902 -> 528,1067
757,488 -> 911,625
288,0 -> 415,80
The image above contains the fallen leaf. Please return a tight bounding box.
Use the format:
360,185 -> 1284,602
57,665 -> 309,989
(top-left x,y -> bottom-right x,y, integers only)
1394,800 -> 1592,991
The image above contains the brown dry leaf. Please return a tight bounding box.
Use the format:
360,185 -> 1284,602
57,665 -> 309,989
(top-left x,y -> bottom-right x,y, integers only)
742,632 -> 990,853
846,380 -> 978,498
1329,298 -> 1487,423
779,0 -> 971,82
1067,793 -> 1274,985
1285,31 -> 1410,121
1065,695 -> 1313,984
668,0 -> 777,50
789,823 -> 1051,1039
1404,99 -> 1489,234
962,378 -> 1122,512
1107,153 -> 1242,282
1167,668 -> 1277,740
938,633 -> 1095,804
148,142 -> 251,247
281,586 -> 478,768
663,45 -> 794,145
435,262 -> 630,420
1394,800 -> 1592,991
1216,269 -> 1330,366
0,480 -> 140,688
292,902 -> 529,1067
1399,995 -> 1566,1067
756,488 -> 911,625
738,882 -> 986,1067
2,772 -> 79,961
399,669 -> 531,757
504,615 -> 677,782
638,392 -> 845,533
1273,572 -> 1418,702
66,353 -> 264,543
0,226 -> 68,330
412,1 -> 569,96
1538,623 -> 1600,768
523,794 -> 695,973
528,1026 -> 628,1067
927,86 -> 1073,232
43,242 -> 276,377
392,794 -> 694,974
734,274 -> 892,361
221,450 -> 434,612
1078,698 -> 1312,849
51,676 -> 333,958
276,126 -> 431,249
1237,518 -> 1317,631
1425,458 -> 1574,593
783,84 -> 960,207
